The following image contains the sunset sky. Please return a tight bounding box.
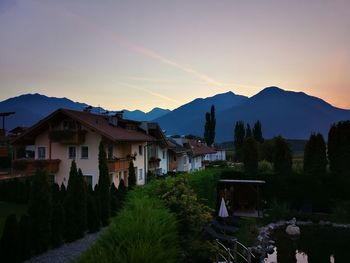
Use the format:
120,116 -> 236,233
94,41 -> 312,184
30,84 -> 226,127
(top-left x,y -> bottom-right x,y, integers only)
1,0 -> 349,111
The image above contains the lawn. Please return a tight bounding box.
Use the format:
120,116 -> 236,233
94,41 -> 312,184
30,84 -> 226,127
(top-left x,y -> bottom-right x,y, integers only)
0,201 -> 27,235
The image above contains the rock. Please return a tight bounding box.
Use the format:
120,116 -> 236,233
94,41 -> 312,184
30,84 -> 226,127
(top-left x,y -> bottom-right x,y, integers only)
286,225 -> 300,235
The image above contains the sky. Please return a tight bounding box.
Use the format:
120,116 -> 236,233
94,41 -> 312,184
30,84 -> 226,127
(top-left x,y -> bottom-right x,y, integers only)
1,0 -> 350,111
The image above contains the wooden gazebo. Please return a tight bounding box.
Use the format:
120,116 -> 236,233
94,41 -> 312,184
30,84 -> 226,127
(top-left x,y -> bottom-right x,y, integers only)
217,179 -> 265,218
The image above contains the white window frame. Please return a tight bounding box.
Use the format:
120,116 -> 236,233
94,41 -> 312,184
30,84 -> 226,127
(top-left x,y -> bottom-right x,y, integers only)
80,145 -> 89,159
68,146 -> 76,159
37,146 -> 46,160
138,168 -> 143,181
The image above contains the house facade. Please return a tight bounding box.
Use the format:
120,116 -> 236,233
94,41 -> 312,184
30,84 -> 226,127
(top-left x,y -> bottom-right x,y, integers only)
11,109 -> 157,187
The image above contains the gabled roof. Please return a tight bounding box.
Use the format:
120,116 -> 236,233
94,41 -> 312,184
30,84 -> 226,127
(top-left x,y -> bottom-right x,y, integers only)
12,108 -> 156,145
186,139 -> 217,156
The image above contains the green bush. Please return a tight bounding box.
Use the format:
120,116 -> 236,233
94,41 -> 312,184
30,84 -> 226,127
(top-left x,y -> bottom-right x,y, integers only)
77,191 -> 179,263
188,169 -> 219,209
330,201 -> 350,223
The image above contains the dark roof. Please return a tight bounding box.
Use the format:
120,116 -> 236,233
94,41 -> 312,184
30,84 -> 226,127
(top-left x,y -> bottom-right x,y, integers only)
12,108 -> 156,144
187,139 -> 216,156
167,138 -> 188,153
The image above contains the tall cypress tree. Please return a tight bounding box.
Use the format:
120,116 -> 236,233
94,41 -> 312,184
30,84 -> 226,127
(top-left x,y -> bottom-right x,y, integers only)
328,121 -> 350,177
110,183 -> 119,216
64,160 -> 79,241
18,215 -> 31,261
304,133 -> 327,176
64,161 -> 87,241
128,160 -> 136,189
28,169 -> 52,254
87,191 -> 100,233
243,137 -> 258,175
253,120 -> 264,143
234,121 -> 246,161
51,202 -> 65,247
209,105 -> 216,146
203,112 -> 211,145
98,140 -> 111,226
246,124 -> 252,138
273,136 -> 292,175
204,105 -> 216,146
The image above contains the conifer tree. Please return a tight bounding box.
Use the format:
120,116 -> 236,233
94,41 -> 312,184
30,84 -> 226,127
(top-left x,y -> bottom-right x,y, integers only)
98,140 -> 111,226
52,183 -> 60,204
118,179 -> 128,207
110,183 -> 119,216
0,214 -> 20,262
243,137 -> 258,175
51,202 -> 65,247
304,133 -> 327,176
87,192 -> 100,233
234,121 -> 246,161
273,136 -> 292,175
18,215 -> 31,261
203,105 -> 216,146
28,169 -> 52,253
246,124 -> 252,138
204,112 -> 211,145
59,183 -> 67,203
253,120 -> 264,143
328,121 -> 350,176
128,160 -> 136,188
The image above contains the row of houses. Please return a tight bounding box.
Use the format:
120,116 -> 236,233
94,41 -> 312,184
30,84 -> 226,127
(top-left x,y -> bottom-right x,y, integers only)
10,108 -> 225,188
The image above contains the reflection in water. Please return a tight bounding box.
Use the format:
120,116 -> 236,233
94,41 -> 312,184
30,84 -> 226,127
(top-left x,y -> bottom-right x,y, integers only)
264,226 -> 350,263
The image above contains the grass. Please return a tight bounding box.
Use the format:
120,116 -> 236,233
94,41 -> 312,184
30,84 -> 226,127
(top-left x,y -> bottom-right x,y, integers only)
0,201 -> 27,235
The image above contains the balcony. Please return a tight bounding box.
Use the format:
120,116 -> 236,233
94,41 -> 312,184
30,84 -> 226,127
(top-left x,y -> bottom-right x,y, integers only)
13,159 -> 61,175
148,157 -> 161,170
49,130 -> 86,144
108,158 -> 130,173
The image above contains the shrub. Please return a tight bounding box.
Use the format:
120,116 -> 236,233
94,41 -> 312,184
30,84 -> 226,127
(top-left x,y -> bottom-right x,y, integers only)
0,214 -> 20,262
98,140 -> 111,226
51,202 -> 65,247
28,169 -> 52,254
77,191 -> 179,263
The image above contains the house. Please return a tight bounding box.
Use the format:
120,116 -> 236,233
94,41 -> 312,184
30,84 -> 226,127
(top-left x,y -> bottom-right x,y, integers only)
11,108 -> 157,188
171,138 -> 216,172
204,149 -> 226,162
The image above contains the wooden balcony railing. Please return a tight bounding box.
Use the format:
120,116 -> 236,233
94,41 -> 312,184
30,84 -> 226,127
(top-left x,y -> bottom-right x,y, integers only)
13,159 -> 61,175
49,130 -> 86,144
148,158 -> 161,169
108,159 -> 130,172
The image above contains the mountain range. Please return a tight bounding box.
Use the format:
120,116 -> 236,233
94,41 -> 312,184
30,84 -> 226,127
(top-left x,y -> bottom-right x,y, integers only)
1,87 -> 350,142
0,93 -> 170,130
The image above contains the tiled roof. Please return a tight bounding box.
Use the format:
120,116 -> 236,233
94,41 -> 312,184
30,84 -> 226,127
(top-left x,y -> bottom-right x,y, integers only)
12,108 -> 156,144
187,139 -> 217,156
62,109 -> 155,142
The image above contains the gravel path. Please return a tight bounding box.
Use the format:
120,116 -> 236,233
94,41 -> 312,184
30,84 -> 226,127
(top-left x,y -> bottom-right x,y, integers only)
23,231 -> 103,263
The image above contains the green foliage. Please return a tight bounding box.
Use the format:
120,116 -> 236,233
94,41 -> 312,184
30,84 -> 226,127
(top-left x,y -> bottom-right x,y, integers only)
0,214 -> 20,262
78,192 -> 179,263
304,133 -> 327,176
253,120 -> 264,143
245,123 -> 252,138
28,169 -> 52,254
128,160 -> 136,189
234,121 -> 245,161
98,140 -> 111,226
64,162 -> 87,241
0,178 -> 31,203
146,174 -> 212,262
261,139 -> 275,162
258,160 -> 273,174
86,193 -> 100,233
204,105 -> 216,146
328,121 -> 350,177
188,169 -> 219,209
110,183 -> 118,216
273,136 -> 292,175
330,201 -> 350,223
242,137 -> 258,175
18,215 -> 31,261
268,200 -> 290,221
51,202 -> 65,247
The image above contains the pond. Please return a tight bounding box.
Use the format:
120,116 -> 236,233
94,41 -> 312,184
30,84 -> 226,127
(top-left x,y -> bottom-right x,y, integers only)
264,226 -> 350,263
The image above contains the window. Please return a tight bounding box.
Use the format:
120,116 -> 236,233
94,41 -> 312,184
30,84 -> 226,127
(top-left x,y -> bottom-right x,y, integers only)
81,146 -> 89,159
139,168 -> 143,180
84,175 -> 93,187
68,146 -> 76,159
37,147 -> 46,159
138,145 -> 143,155
162,150 -> 165,159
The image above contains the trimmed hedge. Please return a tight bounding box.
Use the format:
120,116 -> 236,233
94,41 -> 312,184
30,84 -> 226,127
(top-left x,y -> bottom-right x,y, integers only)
77,190 -> 179,263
